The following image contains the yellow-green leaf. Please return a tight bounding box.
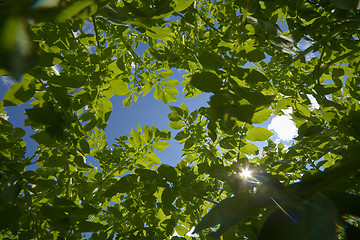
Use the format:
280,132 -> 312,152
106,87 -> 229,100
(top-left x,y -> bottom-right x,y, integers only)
144,152 -> 160,164
169,121 -> 184,130
111,79 -> 130,96
246,127 -> 274,142
153,142 -> 170,151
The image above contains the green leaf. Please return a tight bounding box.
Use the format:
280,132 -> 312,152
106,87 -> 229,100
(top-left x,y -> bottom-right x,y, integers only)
14,127 -> 25,138
78,221 -> 106,233
135,169 -> 158,180
158,164 -> 177,182
146,27 -> 173,42
223,104 -> 256,124
174,131 -> 189,140
246,69 -> 268,84
184,137 -> 195,149
153,141 -> 170,151
162,188 -> 176,206
48,75 -> 86,88
314,84 -> 341,95
1,17 -> 35,79
79,111 -> 93,122
252,108 -> 273,124
246,49 -> 266,62
144,152 -> 161,164
241,142 -> 259,155
40,205 -> 70,231
2,174 -> 21,202
179,103 -> 189,117
3,74 -> 35,106
26,107 -> 63,125
30,131 -> 54,144
98,98 -> 112,123
330,0 -> 359,10
232,85 -> 272,106
174,0 -> 194,12
198,51 -> 224,70
56,0 -> 94,22
159,129 -> 171,140
168,112 -> 181,121
73,155 -> 91,169
219,137 -> 237,149
83,118 -> 96,132
163,79 -> 180,87
123,95 -> 132,107
158,69 -> 174,78
0,206 -> 21,231
194,197 -> 244,235
190,72 -> 222,92
79,139 -> 90,154
95,3 -> 129,25
103,174 -> 139,197
142,125 -> 153,143
169,121 -> 185,129
153,85 -> 162,100
111,79 -> 130,95
169,106 -> 183,116
246,127 -> 274,142
277,98 -> 291,109
175,224 -> 188,236
295,102 -> 310,118
130,129 -> 141,148
142,82 -> 152,96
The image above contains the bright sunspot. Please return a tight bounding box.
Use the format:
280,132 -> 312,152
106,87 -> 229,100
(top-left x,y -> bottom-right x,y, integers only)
241,169 -> 252,179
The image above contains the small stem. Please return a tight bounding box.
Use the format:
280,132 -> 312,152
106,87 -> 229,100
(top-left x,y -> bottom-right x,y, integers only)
51,66 -> 60,76
241,0 -> 250,27
120,35 -> 140,63
277,21 -> 351,77
92,16 -> 103,75
313,46 -> 326,85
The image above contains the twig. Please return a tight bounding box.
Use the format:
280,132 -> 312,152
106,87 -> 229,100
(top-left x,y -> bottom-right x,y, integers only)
92,16 -> 103,74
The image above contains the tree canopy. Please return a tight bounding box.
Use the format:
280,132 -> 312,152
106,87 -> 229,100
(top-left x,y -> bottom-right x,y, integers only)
1,0 -> 360,239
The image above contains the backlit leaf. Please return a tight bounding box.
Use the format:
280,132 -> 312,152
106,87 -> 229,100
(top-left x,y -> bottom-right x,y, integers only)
153,141 -> 170,151
241,142 -> 259,155
146,27 -> 173,42
174,0 -> 194,12
144,152 -> 161,164
252,108 -> 273,124
163,79 -> 180,87
158,70 -> 174,79
111,79 -> 130,95
56,0 -> 94,22
3,74 -> 35,106
174,131 -> 189,140
246,127 -> 274,142
169,121 -> 184,129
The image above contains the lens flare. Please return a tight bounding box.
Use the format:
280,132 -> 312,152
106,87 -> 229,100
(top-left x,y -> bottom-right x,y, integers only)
241,169 -> 252,179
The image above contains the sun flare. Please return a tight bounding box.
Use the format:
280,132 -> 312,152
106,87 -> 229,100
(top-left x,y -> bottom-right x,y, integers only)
241,169 -> 252,179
